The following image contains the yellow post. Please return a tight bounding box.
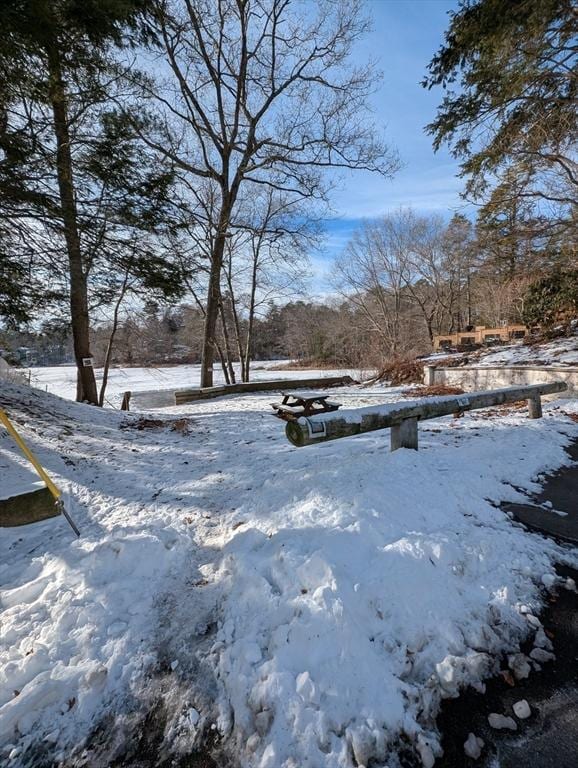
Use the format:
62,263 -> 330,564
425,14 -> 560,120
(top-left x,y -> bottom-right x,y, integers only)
0,407 -> 80,535
0,408 -> 61,500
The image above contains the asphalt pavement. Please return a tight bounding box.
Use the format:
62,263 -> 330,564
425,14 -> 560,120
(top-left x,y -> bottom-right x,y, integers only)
437,440 -> 578,768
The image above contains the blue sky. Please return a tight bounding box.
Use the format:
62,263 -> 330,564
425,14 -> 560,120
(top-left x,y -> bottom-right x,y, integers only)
314,0 -> 470,292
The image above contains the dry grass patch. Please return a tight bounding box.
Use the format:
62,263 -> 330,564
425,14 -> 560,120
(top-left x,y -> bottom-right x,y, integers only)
369,359 -> 424,386
266,359 -> 345,371
121,416 -> 193,435
402,385 -> 465,398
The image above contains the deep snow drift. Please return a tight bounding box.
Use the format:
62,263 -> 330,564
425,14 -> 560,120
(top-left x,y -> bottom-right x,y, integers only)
1,380 -> 578,767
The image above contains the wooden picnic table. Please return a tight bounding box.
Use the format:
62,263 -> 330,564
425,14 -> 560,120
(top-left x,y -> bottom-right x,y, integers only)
271,391 -> 342,421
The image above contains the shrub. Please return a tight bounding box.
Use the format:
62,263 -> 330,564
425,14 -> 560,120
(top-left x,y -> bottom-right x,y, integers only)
370,358 -> 424,386
522,270 -> 578,329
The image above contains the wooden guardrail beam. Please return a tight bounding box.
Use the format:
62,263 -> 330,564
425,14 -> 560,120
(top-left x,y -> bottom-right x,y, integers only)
285,381 -> 568,450
174,375 -> 355,405
122,375 -> 356,410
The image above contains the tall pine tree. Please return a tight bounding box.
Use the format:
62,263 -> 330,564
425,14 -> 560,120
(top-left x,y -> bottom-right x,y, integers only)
0,0 -> 157,402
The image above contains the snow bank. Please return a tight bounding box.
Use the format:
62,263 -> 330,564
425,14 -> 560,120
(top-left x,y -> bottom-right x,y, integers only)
476,335 -> 578,367
206,405 -> 578,767
1,381 -> 578,766
423,331 -> 578,369
0,385 -> 198,762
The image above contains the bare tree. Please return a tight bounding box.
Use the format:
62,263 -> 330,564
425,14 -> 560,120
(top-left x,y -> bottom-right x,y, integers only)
222,187 -> 314,381
335,209 -> 474,356
139,0 -> 398,386
334,216 -> 411,357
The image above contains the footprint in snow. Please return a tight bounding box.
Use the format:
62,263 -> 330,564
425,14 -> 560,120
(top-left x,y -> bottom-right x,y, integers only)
107,620 -> 128,637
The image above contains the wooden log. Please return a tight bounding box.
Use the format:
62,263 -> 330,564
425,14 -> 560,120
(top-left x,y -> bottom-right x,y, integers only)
0,487 -> 59,527
175,385 -> 226,404
391,417 -> 418,451
128,376 -> 356,410
174,375 -> 356,404
129,390 -> 178,409
285,381 -> 567,448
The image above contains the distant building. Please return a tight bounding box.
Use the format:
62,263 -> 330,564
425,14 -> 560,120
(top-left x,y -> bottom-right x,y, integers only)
433,324 -> 528,351
16,347 -> 38,365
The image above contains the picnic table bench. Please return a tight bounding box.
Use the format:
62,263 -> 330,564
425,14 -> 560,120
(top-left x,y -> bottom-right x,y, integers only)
271,391 -> 342,421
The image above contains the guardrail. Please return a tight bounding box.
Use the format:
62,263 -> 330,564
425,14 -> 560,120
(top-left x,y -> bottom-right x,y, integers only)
285,382 -> 568,451
122,375 -> 356,410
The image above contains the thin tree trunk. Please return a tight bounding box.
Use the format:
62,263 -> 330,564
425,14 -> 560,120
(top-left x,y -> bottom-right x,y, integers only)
425,317 -> 434,346
243,248 -> 259,382
223,256 -> 246,381
231,303 -> 246,382
218,301 -> 236,383
99,273 -> 129,406
45,39 -> 98,405
466,270 -> 472,327
215,339 -> 230,385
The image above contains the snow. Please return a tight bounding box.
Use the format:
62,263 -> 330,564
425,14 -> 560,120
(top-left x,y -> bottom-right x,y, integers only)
424,334 -> 578,368
487,713 -> 517,731
512,700 -> 531,719
463,732 -> 484,760
475,336 -> 578,367
24,362 -> 363,407
1,380 -> 578,766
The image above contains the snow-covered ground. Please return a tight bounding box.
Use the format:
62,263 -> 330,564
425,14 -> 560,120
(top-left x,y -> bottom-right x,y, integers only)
1,380 -> 578,767
475,335 -> 578,367
424,333 -> 578,368
25,362 -> 364,407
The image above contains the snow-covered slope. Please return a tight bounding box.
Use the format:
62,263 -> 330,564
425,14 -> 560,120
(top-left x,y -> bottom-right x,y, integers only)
1,382 -> 578,767
475,334 -> 578,367
426,331 -> 578,369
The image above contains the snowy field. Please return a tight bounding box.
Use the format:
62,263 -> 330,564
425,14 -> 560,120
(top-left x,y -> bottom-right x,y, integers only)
25,362 -> 365,407
1,380 -> 578,767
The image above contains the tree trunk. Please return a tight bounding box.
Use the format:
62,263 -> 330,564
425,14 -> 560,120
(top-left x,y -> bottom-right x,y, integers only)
243,251 -> 259,382
200,214 -> 228,387
231,306 -> 246,382
45,41 -> 98,404
215,340 -> 231,385
218,302 -> 236,384
99,324 -> 118,408
99,272 -> 129,406
466,270 -> 472,328
425,317 -> 434,346
223,258 -> 246,382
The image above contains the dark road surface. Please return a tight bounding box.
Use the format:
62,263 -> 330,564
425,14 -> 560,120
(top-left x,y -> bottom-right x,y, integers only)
503,442 -> 578,545
437,440 -> 578,768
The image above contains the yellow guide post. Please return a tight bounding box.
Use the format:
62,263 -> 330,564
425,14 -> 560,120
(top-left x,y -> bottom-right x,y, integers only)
0,407 -> 80,535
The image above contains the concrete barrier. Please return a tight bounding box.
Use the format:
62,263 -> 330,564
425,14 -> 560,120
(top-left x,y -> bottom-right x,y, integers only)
424,365 -> 578,396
